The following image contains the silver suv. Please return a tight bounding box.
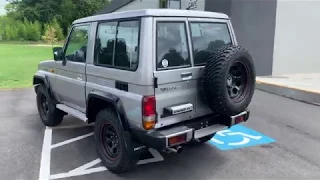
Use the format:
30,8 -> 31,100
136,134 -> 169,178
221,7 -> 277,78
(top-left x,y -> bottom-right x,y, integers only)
33,9 -> 256,174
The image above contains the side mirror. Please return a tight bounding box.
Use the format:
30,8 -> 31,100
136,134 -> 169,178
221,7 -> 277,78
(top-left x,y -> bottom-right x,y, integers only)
53,47 -> 64,61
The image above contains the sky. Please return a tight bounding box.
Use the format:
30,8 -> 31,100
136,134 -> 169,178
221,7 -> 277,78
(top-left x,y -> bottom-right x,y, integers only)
0,0 -> 8,15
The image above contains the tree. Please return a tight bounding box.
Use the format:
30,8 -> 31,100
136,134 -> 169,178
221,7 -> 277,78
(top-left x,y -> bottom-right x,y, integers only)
42,25 -> 58,46
6,0 -> 110,36
50,18 -> 64,41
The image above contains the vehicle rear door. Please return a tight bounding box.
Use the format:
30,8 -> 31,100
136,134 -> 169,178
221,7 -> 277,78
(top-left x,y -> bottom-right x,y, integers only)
187,18 -> 235,118
153,17 -> 197,129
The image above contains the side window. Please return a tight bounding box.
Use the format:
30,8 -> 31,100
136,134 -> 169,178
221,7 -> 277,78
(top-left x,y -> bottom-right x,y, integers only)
64,25 -> 90,63
190,22 -> 232,65
95,22 -> 117,66
115,21 -> 139,69
156,22 -> 190,70
94,20 -> 140,70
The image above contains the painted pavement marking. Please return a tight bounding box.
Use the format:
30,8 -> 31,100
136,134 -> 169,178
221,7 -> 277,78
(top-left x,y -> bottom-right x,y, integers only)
209,124 -> 276,151
38,124 -> 164,180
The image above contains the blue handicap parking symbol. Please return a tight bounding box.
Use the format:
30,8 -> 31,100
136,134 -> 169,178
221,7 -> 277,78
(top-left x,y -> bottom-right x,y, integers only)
209,124 -> 276,151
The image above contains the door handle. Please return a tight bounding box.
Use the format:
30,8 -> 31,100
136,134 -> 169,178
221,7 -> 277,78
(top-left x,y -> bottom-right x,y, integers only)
181,72 -> 192,80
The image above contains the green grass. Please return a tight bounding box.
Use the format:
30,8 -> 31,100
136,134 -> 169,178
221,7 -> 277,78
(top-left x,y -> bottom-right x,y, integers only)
0,43 -> 54,89
0,40 -> 65,45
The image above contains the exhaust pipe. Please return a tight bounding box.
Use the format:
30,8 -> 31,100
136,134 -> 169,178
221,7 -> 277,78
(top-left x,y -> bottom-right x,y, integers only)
167,146 -> 183,154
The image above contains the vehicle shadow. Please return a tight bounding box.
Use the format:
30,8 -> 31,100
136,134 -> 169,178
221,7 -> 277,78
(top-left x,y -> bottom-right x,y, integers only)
51,116 -> 227,180
118,144 -> 227,180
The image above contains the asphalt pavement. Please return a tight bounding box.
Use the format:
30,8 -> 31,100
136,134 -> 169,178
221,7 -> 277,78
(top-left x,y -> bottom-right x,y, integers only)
1,88 -> 320,180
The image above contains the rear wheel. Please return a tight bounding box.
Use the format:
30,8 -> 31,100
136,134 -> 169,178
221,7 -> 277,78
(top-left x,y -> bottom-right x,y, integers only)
36,85 -> 64,127
94,108 -> 138,174
203,45 -> 256,116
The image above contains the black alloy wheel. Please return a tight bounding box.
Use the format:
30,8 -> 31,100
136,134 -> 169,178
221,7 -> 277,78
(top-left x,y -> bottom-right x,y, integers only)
101,123 -> 120,160
226,61 -> 249,103
40,94 -> 49,119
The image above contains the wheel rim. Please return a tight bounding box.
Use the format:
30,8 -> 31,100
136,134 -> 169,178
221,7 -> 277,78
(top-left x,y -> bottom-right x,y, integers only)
227,61 -> 249,102
40,94 -> 49,118
100,123 -> 120,160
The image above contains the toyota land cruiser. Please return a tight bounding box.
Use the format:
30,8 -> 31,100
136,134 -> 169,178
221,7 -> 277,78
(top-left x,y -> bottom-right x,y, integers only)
33,9 -> 256,174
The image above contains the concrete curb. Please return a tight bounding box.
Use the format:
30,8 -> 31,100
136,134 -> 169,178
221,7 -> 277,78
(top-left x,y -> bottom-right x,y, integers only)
256,80 -> 320,106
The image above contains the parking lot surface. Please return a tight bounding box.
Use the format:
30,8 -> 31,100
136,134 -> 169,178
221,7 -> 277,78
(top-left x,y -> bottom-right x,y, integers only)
1,89 -> 320,180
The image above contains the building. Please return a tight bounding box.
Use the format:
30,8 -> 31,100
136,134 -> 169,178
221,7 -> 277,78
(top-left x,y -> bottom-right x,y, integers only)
96,0 -> 320,76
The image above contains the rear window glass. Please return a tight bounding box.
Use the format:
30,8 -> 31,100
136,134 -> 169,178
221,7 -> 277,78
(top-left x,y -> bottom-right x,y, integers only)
190,22 -> 232,65
156,22 -> 191,70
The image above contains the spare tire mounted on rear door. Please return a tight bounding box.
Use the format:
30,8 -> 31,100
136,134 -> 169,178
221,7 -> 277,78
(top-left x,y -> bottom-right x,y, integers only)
203,45 -> 256,116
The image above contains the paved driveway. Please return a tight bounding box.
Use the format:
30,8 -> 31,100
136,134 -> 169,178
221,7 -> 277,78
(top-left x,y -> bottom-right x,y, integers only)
1,89 -> 320,180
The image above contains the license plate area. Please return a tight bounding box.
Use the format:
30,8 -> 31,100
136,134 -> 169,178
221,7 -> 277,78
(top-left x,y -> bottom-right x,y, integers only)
161,103 -> 194,118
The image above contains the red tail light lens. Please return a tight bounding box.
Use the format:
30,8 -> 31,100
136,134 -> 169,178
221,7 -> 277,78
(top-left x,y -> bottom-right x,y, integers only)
142,96 -> 156,130
143,96 -> 156,116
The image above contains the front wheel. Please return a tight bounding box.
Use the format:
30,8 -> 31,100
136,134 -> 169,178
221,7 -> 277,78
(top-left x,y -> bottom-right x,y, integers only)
36,85 -> 64,127
94,108 -> 138,174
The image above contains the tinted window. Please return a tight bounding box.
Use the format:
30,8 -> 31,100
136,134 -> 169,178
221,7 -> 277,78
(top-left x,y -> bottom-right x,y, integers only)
156,22 -> 190,70
114,21 -> 139,69
95,20 -> 140,70
64,25 -> 89,63
190,23 -> 232,65
95,22 -> 117,66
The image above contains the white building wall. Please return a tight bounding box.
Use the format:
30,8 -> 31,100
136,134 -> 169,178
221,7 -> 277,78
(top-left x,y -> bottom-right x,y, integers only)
181,0 -> 205,10
272,0 -> 320,75
114,0 -> 205,12
115,0 -> 159,12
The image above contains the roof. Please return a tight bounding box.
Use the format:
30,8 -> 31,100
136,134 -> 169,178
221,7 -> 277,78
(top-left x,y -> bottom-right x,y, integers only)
95,0 -> 133,15
73,9 -> 229,24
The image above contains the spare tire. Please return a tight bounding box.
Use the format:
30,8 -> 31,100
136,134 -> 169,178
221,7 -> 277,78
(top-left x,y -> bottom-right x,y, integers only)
203,45 -> 256,116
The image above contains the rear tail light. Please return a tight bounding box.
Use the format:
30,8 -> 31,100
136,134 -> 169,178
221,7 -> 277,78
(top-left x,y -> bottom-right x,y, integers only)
235,115 -> 244,124
168,134 -> 187,146
142,96 -> 156,130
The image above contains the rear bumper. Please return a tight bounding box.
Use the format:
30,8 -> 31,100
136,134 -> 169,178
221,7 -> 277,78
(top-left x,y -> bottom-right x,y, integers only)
131,110 -> 250,151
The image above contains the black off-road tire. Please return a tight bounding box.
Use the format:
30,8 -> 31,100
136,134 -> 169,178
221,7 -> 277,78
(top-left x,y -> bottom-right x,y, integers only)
94,108 -> 138,174
203,45 -> 256,116
36,85 -> 64,127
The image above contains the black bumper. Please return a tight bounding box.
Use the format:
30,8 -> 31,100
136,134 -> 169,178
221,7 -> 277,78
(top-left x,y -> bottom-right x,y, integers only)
131,111 -> 250,151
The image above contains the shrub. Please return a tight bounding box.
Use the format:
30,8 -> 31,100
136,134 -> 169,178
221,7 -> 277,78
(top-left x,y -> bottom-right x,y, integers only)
42,25 -> 58,45
51,18 -> 64,41
24,19 -> 41,41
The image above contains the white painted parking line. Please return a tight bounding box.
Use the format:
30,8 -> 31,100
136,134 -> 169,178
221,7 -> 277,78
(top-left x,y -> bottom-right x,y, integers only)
51,132 -> 94,149
49,167 -> 107,180
68,159 -> 104,174
39,127 -> 52,180
39,124 -> 164,180
50,123 -> 94,130
138,148 -> 164,165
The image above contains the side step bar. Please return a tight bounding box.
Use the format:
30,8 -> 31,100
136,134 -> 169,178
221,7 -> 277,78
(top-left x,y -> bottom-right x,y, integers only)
56,104 -> 88,123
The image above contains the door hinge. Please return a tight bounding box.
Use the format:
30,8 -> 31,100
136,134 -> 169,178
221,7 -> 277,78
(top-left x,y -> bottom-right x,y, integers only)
154,77 -> 158,88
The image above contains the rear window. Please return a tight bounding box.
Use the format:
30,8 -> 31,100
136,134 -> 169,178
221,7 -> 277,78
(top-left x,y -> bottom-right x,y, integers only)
156,22 -> 191,70
190,22 -> 232,65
